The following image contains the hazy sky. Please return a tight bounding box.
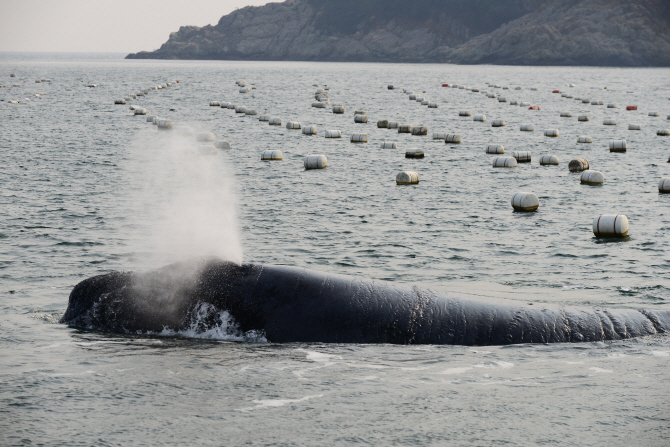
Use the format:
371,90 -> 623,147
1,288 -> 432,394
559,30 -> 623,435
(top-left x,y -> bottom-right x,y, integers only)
0,0 -> 273,53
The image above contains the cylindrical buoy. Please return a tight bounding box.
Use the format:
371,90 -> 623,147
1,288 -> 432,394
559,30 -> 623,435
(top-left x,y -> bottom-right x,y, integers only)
332,105 -> 345,114
582,99 -> 591,104
511,192 -> 539,212
302,125 -> 317,135
381,141 -> 398,149
486,144 -> 504,154
396,171 -> 419,185
658,178 -> 670,193
261,150 -> 282,160
593,215 -> 629,237
626,105 -> 638,110
569,158 -> 589,172
377,120 -> 389,128
215,140 -> 231,149
411,126 -> 428,136
580,170 -> 604,185
387,85 -> 394,90
354,114 -> 368,123
115,99 -> 126,105
235,105 -> 247,114
578,115 -> 589,122
269,117 -> 282,126
428,103 -> 438,108
227,103 -> 236,109
609,140 -> 627,152
245,109 -> 257,115
445,134 -> 461,144
405,149 -> 424,159
325,130 -> 342,138
134,108 -> 147,115
312,102 -> 326,108
544,129 -> 559,137
286,121 -> 301,129
409,94 -> 417,100
608,103 -> 618,108
603,119 -> 616,125
304,155 -> 327,169
492,157 -> 517,167
388,122 -> 400,129
498,97 -> 507,102
398,124 -> 413,133
512,151 -> 531,163
421,99 -> 429,105
209,101 -> 220,107
157,119 -> 172,130
146,115 -> 157,123
196,132 -> 215,142
520,102 -> 530,107
577,136 -> 593,143
520,124 -> 534,131
350,133 -> 368,143
473,115 -> 486,122
258,115 -> 271,121
649,111 -> 660,117
658,129 -> 670,136
492,120 -> 505,127
459,110 -> 471,116
509,100 -> 519,105
433,132 -> 447,140
560,112 -> 572,117
629,124 -> 641,130
539,155 -> 559,166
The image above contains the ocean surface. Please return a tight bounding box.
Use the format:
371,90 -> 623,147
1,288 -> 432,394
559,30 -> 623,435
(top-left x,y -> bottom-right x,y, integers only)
1,53 -> 670,446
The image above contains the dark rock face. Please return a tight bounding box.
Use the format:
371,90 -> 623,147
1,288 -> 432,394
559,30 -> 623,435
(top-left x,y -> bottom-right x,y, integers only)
125,0 -> 670,66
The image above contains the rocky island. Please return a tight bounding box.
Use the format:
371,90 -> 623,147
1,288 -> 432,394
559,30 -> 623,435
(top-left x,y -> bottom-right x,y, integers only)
126,0 -> 670,66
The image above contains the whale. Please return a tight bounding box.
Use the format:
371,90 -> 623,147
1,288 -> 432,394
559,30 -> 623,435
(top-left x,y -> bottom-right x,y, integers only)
60,257 -> 670,345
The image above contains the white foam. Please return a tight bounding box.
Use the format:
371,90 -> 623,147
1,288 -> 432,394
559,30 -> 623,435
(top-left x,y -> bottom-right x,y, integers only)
441,367 -> 473,375
474,361 -> 514,369
650,351 -> 670,357
240,394 -> 323,411
589,367 -> 613,373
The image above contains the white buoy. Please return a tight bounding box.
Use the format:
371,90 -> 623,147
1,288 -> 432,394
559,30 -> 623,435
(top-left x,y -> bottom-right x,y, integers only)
473,114 -> 486,122
261,150 -> 282,160
196,132 -> 215,142
409,94 -> 417,100
396,171 -> 419,185
325,130 -> 342,138
510,100 -> 519,105
578,115 -> 589,122
577,136 -> 593,143
312,102 -> 326,108
520,124 -> 534,131
520,102 -> 530,107
628,124 -> 641,130
428,102 -> 438,108
511,192 -> 539,212
492,120 -> 506,127
405,149 -> 424,159
134,108 -> 146,115
388,122 -> 400,129
486,144 -> 504,154
560,112 -> 572,117
445,134 -> 461,144
381,141 -> 398,149
432,132 -> 447,140
115,99 -> 126,105
544,129 -> 559,137
398,124 -> 413,133
512,151 -> 531,163
459,110 -> 471,116
607,103 -> 618,108
377,120 -> 389,128
146,115 -> 156,122
569,158 -> 589,172
209,101 -> 220,107
492,157 -> 517,168
603,119 -> 616,125
593,215 -> 629,237
581,170 -> 604,185
258,115 -> 271,122
350,133 -> 368,143
235,105 -> 247,114
498,97 -> 507,102
215,140 -> 231,149
332,105 -> 345,114
286,121 -> 301,129
488,93 -> 497,98
227,103 -> 236,109
354,114 -> 368,123
649,111 -> 660,117
609,140 -> 627,152
658,129 -> 670,136
411,126 -> 428,136
302,125 -> 317,135
421,99 -> 429,105
539,155 -> 559,165
659,178 -> 670,193
304,155 -> 327,169
175,126 -> 194,136
157,119 -> 172,130
245,109 -> 257,115
591,100 -> 604,105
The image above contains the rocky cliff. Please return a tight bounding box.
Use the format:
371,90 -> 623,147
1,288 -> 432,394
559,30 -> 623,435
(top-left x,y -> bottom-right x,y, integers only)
126,0 -> 670,66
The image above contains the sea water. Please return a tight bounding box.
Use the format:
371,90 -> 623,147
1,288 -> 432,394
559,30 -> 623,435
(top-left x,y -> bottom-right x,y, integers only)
1,53 -> 669,445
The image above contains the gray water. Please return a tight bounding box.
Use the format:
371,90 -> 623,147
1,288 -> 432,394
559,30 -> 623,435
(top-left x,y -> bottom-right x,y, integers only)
1,53 -> 670,446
